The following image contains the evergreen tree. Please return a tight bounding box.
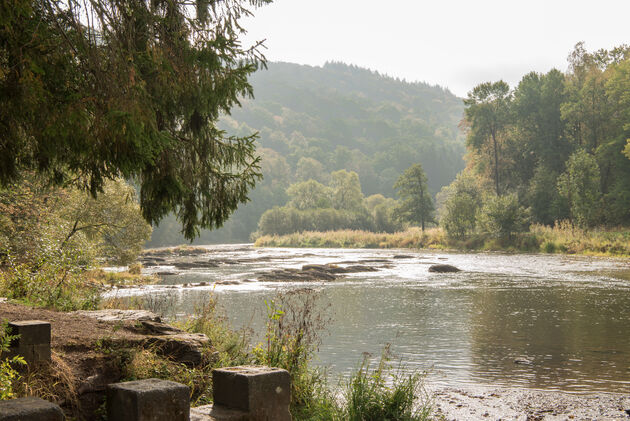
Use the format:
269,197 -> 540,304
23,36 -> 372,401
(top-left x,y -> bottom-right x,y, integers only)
0,0 -> 270,240
393,164 -> 434,231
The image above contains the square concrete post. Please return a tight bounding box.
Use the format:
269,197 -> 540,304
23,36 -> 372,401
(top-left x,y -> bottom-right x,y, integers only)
213,366 -> 291,421
106,378 -> 190,421
7,320 -> 51,364
0,397 -> 64,421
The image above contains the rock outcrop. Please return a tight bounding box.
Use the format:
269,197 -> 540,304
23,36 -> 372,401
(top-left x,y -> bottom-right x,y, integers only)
257,263 -> 379,282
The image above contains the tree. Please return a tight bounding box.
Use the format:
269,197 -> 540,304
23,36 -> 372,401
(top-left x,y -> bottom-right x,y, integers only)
393,164 -> 434,231
295,157 -> 328,183
478,193 -> 529,238
464,81 -> 512,196
59,179 -> 152,264
437,173 -> 482,239
557,149 -> 601,227
0,0 -> 270,240
330,170 -> 365,212
286,180 -> 332,210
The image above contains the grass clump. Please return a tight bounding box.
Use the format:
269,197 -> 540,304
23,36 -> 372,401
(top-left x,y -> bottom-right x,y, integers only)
341,346 -> 431,421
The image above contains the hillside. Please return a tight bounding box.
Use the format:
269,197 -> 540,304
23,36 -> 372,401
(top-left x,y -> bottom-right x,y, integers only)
148,62 -> 466,245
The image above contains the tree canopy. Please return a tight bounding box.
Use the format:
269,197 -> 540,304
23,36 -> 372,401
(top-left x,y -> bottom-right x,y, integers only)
0,0 -> 270,240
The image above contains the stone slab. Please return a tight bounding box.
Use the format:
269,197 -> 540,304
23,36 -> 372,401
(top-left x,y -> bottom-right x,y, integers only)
190,404 -> 249,421
107,378 -> 190,421
0,397 -> 64,421
213,366 -> 291,421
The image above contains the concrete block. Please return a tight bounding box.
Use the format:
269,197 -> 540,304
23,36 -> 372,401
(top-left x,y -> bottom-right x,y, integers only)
213,366 -> 291,421
7,321 -> 51,364
0,397 -> 64,421
8,321 -> 51,346
107,378 -> 190,421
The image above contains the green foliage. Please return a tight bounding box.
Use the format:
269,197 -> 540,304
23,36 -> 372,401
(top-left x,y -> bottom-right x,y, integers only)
58,178 -> 152,265
437,173 -> 483,239
456,43 -> 630,231
393,164 -> 435,231
341,346 -> 431,421
478,193 -> 529,238
0,0 -> 269,240
287,180 -> 333,210
464,80 -> 512,196
0,250 -> 101,311
1,320 -> 26,400
330,170 -> 367,213
557,149 -> 601,227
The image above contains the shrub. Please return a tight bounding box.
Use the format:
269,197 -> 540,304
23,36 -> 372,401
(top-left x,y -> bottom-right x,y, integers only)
0,320 -> 26,400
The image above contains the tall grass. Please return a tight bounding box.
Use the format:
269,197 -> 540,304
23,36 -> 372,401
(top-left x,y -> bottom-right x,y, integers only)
255,228 -> 446,250
255,224 -> 630,257
341,345 -> 431,421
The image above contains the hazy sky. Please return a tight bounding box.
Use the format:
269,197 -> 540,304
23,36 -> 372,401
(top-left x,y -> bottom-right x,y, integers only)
241,0 -> 630,97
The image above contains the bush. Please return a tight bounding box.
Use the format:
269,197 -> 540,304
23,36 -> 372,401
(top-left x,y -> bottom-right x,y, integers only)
0,320 -> 26,400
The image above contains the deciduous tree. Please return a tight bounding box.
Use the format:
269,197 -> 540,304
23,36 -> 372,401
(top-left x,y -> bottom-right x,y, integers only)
464,81 -> 512,196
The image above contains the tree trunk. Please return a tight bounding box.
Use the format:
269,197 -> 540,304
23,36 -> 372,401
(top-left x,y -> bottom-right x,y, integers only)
492,129 -> 500,196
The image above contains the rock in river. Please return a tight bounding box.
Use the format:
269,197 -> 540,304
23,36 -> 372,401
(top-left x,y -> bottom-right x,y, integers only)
428,264 -> 461,273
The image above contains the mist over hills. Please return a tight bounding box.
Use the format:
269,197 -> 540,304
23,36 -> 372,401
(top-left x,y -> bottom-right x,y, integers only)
148,61 -> 466,245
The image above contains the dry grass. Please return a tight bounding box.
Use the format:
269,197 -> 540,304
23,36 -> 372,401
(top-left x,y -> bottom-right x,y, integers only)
255,223 -> 630,257
85,268 -> 158,288
254,227 -> 447,250
530,222 -> 630,256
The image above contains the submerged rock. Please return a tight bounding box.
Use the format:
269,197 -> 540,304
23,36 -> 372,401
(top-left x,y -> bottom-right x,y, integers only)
428,264 -> 461,273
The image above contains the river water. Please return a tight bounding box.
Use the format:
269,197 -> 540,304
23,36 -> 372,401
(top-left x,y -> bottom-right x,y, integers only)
106,245 -> 630,394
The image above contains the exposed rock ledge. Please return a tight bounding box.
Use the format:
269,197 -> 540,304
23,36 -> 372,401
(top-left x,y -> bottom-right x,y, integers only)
256,263 -> 379,282
74,310 -> 209,366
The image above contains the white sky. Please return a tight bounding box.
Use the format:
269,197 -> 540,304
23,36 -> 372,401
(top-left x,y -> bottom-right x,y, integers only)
241,0 -> 630,97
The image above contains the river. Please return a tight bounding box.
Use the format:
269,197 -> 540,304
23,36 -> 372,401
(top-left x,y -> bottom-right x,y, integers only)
105,245 -> 630,394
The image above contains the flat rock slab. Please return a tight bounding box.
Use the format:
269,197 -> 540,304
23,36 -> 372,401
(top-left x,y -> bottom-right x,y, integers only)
73,309 -> 161,322
190,405 -> 249,421
0,397 -> 64,421
107,378 -> 190,421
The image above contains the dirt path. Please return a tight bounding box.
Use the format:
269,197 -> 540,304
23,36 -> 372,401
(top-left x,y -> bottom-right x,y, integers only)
433,386 -> 630,420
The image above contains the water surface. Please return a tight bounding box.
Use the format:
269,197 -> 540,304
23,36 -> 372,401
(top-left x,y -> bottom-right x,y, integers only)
106,245 -> 630,393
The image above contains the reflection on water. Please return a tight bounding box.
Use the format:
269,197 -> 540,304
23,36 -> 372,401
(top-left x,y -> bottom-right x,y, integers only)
107,245 -> 630,393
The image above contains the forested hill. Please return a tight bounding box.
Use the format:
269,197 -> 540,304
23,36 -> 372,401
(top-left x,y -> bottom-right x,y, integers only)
228,61 -> 465,195
148,62 -> 466,245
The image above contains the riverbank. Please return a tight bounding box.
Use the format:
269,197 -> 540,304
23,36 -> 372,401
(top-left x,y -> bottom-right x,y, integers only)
3,302 -> 630,420
433,386 -> 630,420
254,224 -> 630,257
